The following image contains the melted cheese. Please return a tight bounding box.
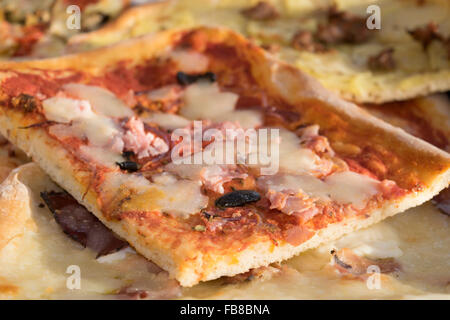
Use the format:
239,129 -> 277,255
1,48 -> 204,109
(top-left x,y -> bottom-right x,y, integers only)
152,173 -> 208,218
181,82 -> 238,119
258,171 -> 380,209
72,117 -> 119,147
277,129 -> 324,175
0,164 -> 448,299
62,83 -> 133,118
42,97 -> 93,123
102,171 -> 207,219
42,95 -> 123,164
215,110 -> 263,129
180,82 -> 263,128
169,50 -> 209,73
324,172 -> 380,209
143,113 -> 191,130
78,145 -> 123,168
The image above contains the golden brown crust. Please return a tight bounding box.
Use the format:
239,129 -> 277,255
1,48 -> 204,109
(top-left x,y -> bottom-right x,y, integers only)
0,27 -> 449,286
67,0 -> 450,103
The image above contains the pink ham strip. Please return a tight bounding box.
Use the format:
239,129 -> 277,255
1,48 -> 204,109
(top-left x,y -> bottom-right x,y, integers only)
122,117 -> 169,159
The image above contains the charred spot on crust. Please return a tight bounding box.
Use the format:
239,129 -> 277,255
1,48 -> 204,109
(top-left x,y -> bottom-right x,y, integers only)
176,71 -> 216,85
215,190 -> 261,209
116,160 -> 139,172
11,93 -> 39,112
40,191 -> 128,257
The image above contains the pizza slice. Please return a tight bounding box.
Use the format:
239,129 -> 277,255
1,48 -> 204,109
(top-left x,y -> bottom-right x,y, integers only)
0,0 -> 130,59
0,27 -> 449,286
1,163 -> 448,299
68,0 -> 450,103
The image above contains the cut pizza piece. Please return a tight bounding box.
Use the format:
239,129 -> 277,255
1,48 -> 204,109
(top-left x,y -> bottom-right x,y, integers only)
0,0 -> 130,59
0,27 -> 449,286
363,94 -> 450,152
68,0 -> 450,103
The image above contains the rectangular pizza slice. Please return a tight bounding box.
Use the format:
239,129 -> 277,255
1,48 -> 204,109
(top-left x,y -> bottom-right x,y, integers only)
0,27 -> 449,286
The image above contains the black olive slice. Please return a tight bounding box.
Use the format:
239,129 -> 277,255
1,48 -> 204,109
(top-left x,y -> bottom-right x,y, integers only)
116,160 -> 139,172
176,71 -> 216,85
215,190 -> 261,209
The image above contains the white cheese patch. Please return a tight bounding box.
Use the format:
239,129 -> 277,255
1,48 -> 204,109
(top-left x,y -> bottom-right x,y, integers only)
78,145 -> 124,168
169,50 -> 209,73
324,172 -> 380,209
102,171 -> 207,219
147,85 -> 179,101
180,82 -> 263,128
181,82 -> 238,120
42,97 -> 93,123
153,173 -> 208,219
215,109 -> 263,129
43,97 -> 120,152
277,129 -> 323,175
63,83 -> 133,118
143,113 -> 191,130
73,117 -> 120,147
258,171 -> 380,209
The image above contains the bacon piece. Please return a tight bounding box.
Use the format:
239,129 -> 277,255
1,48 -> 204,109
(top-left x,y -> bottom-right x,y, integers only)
200,165 -> 248,194
298,125 -> 335,156
316,5 -> 372,45
291,30 -> 326,53
122,117 -> 169,159
331,248 -> 401,276
368,48 -> 396,71
408,22 -> 443,49
266,190 -> 319,222
41,191 -> 128,257
241,1 -> 279,20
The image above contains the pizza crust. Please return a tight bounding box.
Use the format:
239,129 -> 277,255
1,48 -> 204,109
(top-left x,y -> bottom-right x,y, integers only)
68,0 -> 450,103
0,27 -> 449,286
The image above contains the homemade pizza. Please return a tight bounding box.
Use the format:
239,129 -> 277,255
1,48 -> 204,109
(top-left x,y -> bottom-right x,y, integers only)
0,0 -> 130,59
0,27 -> 449,287
0,163 -> 448,299
68,0 -> 450,103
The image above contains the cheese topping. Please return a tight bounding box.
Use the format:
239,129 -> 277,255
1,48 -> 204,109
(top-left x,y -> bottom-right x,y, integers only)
258,171 -> 380,210
169,50 -> 210,73
277,129 -> 330,175
43,96 -> 121,148
42,97 -> 93,123
102,171 -> 207,219
62,83 -> 133,118
143,113 -> 191,131
180,82 -> 263,128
